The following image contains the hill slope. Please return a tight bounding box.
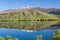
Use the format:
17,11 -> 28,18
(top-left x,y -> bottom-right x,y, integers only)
0,6 -> 60,15
21,6 -> 60,15
0,10 -> 59,20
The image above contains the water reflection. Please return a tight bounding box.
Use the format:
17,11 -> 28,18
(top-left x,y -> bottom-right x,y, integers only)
0,20 -> 60,30
44,22 -> 60,29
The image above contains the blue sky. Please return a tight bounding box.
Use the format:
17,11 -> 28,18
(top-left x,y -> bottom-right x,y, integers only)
0,0 -> 60,11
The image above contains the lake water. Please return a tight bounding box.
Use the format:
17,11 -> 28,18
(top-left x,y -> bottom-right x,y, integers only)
0,21 -> 60,40
0,28 -> 55,40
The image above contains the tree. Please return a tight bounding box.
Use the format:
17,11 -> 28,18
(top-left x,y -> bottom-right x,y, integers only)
52,30 -> 60,40
13,38 -> 19,40
0,36 -> 4,40
52,33 -> 57,40
36,35 -> 42,40
5,35 -> 12,40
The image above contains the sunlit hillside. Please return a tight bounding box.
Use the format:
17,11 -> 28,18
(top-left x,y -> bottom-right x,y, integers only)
0,10 -> 59,21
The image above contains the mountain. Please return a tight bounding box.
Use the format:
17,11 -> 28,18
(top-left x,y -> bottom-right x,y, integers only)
0,6 -> 60,21
0,6 -> 60,15
22,6 -> 60,15
0,9 -> 59,20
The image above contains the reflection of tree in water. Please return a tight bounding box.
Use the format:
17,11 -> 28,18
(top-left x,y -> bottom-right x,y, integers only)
0,21 -> 59,30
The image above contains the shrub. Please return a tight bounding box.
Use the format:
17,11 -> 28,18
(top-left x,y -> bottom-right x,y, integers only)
36,35 -> 42,40
52,30 -> 60,40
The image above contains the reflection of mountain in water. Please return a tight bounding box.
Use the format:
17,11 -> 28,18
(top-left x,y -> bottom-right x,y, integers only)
44,23 -> 60,29
0,21 -> 59,30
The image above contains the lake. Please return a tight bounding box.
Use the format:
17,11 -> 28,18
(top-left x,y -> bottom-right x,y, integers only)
0,28 -> 55,40
0,21 -> 60,40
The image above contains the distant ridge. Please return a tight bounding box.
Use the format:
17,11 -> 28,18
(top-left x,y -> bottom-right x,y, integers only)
0,6 -> 60,15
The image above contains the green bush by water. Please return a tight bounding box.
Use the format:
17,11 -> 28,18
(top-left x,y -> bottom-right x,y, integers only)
0,35 -> 18,40
36,35 -> 42,40
52,30 -> 60,40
